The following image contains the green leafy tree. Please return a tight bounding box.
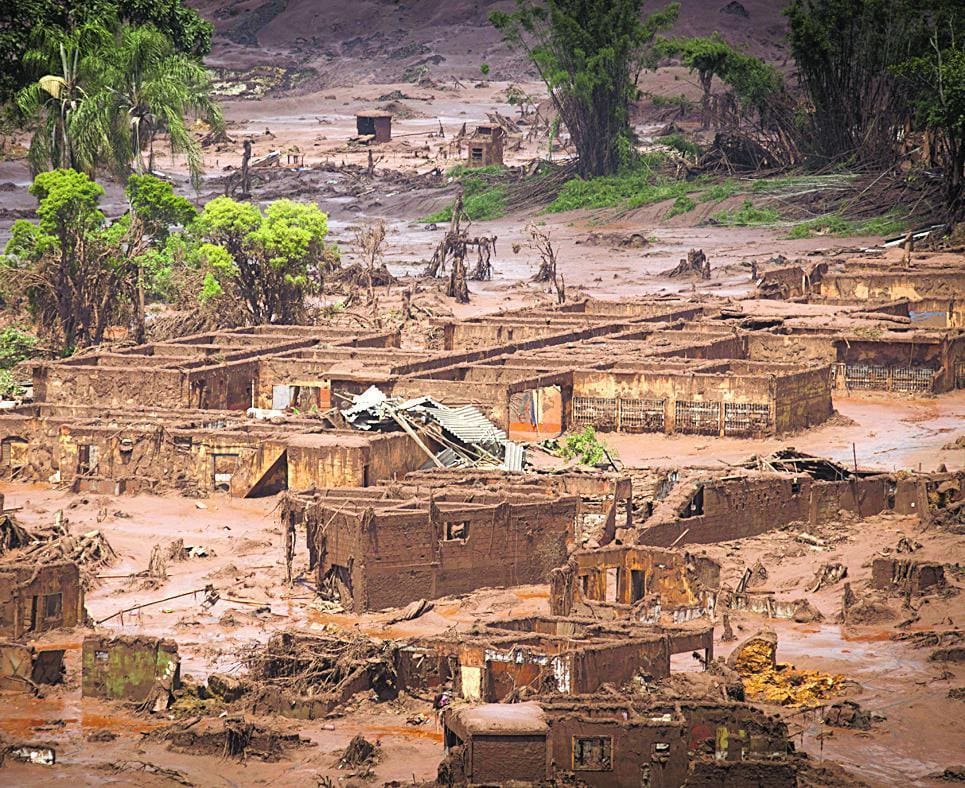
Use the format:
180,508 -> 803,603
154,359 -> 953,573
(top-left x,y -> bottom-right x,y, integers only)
0,0 -> 212,104
15,23 -> 110,175
658,33 -> 781,128
658,33 -> 732,128
491,1 -> 679,177
787,0 -> 963,216
786,0 -> 929,166
2,170 -> 196,350
18,21 -> 221,186
191,197 -> 335,324
86,23 -> 222,188
893,10 -> 965,218
122,173 -> 197,340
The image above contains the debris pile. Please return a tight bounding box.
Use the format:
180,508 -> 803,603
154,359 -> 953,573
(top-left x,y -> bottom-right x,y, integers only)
243,631 -> 398,715
0,511 -> 116,583
340,386 -> 523,470
337,734 -> 381,775
158,715 -> 306,762
728,629 -> 845,707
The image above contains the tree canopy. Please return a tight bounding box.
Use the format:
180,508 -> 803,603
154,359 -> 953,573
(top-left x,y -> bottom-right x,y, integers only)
191,197 -> 336,325
16,20 -> 221,187
491,1 -> 679,177
787,0 -> 964,216
0,0 -> 212,105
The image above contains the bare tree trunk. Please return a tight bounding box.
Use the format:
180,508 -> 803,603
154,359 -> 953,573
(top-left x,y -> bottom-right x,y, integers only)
240,140 -> 252,198
447,252 -> 470,303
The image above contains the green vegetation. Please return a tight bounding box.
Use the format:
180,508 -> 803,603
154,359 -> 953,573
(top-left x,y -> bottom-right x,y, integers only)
711,200 -> 781,226
16,21 -> 221,186
666,195 -> 696,218
546,153 -> 695,213
787,0 -> 963,216
649,93 -> 695,113
698,181 -> 740,202
785,213 -> 906,239
554,426 -> 614,467
491,0 -> 679,177
0,0 -> 212,105
0,327 -> 38,370
0,327 -> 39,394
0,370 -> 23,399
423,167 -> 509,222
192,197 -> 335,324
657,32 -> 781,125
2,170 -> 336,351
656,132 -> 701,158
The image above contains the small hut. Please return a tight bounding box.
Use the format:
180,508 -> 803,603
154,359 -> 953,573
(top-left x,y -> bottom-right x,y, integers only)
356,111 -> 392,143
467,125 -> 505,167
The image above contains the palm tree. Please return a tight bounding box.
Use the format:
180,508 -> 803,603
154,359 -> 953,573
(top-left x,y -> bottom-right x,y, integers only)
16,23 -> 110,175
88,24 -> 222,189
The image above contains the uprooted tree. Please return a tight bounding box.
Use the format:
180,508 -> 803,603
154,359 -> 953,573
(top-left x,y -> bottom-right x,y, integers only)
526,224 -> 565,304
424,192 -> 499,303
491,0 -> 679,177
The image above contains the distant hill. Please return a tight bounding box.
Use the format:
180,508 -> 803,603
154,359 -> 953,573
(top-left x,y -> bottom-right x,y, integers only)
189,0 -> 791,86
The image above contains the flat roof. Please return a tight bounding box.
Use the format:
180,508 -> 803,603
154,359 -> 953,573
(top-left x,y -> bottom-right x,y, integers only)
449,702 -> 548,735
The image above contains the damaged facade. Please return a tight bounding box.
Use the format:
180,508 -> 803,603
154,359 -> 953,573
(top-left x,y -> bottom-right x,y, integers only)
0,561 -> 84,640
440,696 -> 796,786
285,485 -> 578,611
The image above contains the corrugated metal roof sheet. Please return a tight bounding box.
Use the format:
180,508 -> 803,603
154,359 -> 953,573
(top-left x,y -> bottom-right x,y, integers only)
501,441 -> 524,472
421,403 -> 507,446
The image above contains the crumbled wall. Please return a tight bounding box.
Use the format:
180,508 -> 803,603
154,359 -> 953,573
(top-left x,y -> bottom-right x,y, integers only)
0,562 -> 84,640
81,635 -> 180,703
871,558 -> 946,595
306,497 -> 577,611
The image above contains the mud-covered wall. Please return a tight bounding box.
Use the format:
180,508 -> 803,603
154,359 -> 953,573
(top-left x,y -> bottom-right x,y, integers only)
545,715 -> 688,788
81,635 -> 179,702
0,562 -> 84,640
679,701 -> 791,762
574,637 -> 672,688
467,735 -> 548,783
558,547 -> 717,620
818,271 -> 965,303
309,497 -> 576,611
37,365 -> 187,409
771,366 -> 833,432
809,477 -> 890,523
638,477 -> 812,547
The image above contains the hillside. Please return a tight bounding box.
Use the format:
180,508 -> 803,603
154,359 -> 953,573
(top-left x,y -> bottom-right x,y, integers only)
189,0 -> 792,86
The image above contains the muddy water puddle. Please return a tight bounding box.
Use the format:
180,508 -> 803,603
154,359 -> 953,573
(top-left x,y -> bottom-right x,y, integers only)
757,622 -> 959,785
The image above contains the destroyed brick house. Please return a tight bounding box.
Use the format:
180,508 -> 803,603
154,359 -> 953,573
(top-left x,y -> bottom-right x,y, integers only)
466,124 -> 505,167
5,297 -> 961,502
0,561 -> 84,640
440,697 -> 797,787
282,455 -> 962,616
355,111 -> 392,143
285,485 -> 579,611
398,615 -> 714,703
82,635 -> 180,707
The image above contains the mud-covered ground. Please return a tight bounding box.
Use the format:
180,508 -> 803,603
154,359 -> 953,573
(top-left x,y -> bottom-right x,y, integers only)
1,480 -> 962,786
2,10 -> 963,783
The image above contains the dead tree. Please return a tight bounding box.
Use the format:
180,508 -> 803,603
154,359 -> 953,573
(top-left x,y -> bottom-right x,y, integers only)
528,225 -> 558,283
424,193 -> 466,278
525,225 -> 566,304
354,219 -> 388,305
447,250 -> 470,304
469,234 -> 497,281
240,139 -> 252,198
667,248 -> 711,280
